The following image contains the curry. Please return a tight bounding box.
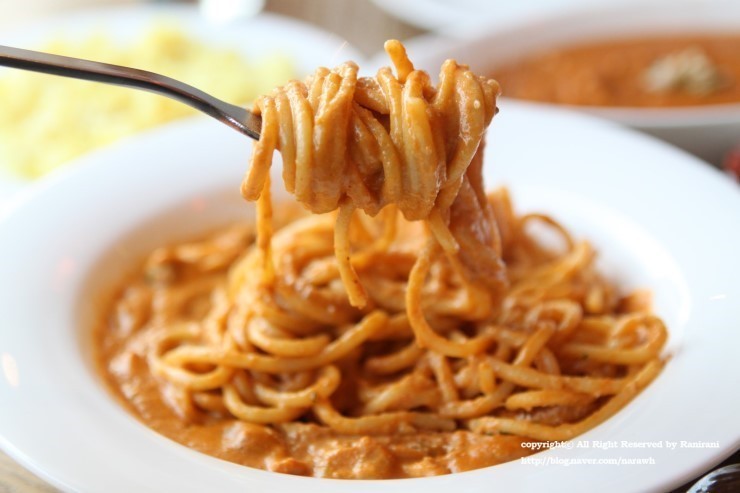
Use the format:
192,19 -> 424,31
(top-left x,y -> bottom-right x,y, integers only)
493,35 -> 740,107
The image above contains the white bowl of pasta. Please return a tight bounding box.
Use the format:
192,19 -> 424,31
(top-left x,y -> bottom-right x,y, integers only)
0,99 -> 739,492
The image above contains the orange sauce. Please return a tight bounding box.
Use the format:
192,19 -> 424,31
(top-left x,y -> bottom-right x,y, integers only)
95,225 -> 533,479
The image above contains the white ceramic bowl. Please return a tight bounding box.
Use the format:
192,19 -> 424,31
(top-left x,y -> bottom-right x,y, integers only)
397,0 -> 740,165
1,103 -> 739,492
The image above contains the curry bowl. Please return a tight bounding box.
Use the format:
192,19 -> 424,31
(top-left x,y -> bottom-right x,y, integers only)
400,0 -> 740,165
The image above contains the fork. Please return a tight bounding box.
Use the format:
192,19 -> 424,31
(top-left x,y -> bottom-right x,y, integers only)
0,44 -> 262,140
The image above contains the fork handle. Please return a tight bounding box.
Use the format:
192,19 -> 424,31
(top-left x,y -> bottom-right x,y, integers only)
0,44 -> 260,139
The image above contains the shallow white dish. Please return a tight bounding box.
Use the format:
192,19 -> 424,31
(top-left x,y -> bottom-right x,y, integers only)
1,101 -> 739,492
0,3 -> 364,207
395,0 -> 740,166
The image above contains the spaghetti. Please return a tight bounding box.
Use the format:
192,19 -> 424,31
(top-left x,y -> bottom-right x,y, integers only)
97,41 -> 667,479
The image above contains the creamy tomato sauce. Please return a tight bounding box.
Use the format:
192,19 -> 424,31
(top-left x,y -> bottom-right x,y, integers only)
95,224 -> 533,479
493,35 -> 740,107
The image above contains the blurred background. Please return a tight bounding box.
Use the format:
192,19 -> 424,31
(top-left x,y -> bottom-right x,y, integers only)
1,0 -> 740,192
0,0 -> 738,490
